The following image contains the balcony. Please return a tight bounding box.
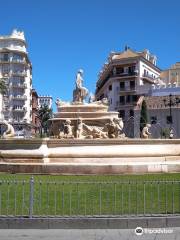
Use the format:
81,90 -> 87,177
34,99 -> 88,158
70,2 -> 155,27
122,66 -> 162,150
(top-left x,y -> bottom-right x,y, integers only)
114,71 -> 138,78
11,71 -> 27,77
10,83 -> 27,88
142,73 -> 155,83
118,86 -> 136,92
12,106 -> 27,112
11,95 -> 27,100
12,119 -> 26,124
0,58 -> 10,63
11,59 -> 26,64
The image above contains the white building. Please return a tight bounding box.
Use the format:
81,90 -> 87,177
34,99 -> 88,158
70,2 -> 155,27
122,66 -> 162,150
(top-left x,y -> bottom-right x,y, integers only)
0,29 -> 32,136
95,47 -> 161,137
38,95 -> 53,109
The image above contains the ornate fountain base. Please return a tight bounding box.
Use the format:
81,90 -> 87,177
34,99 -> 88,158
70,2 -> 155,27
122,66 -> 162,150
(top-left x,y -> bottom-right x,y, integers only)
0,138 -> 180,174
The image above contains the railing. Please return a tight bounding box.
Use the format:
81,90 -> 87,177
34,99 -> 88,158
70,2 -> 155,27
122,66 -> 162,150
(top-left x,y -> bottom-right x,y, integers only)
0,177 -> 179,218
11,95 -> 27,100
115,71 -> 138,77
10,83 -> 27,88
119,87 -> 136,92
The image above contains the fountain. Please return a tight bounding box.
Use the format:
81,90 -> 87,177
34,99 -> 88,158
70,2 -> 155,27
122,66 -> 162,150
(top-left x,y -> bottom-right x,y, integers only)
0,70 -> 180,174
49,69 -> 125,139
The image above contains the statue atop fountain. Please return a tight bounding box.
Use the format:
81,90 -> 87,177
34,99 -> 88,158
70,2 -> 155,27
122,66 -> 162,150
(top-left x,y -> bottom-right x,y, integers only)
73,69 -> 89,103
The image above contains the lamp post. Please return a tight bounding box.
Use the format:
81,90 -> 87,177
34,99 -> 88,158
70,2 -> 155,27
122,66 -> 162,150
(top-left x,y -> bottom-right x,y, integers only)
163,94 -> 180,138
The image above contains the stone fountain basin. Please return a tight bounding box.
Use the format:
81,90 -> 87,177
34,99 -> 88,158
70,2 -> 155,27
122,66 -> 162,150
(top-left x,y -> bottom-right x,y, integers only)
0,139 -> 180,174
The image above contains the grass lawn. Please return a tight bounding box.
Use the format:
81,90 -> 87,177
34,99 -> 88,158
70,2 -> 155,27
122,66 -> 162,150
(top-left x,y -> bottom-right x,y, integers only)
0,173 -> 180,217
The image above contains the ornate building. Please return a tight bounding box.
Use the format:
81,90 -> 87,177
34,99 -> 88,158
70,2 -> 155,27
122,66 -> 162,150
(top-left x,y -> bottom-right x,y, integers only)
95,47 -> 161,137
0,29 -> 32,136
38,95 -> 53,109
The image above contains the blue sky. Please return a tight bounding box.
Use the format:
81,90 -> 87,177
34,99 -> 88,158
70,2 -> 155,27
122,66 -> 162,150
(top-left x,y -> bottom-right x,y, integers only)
1,0 -> 180,109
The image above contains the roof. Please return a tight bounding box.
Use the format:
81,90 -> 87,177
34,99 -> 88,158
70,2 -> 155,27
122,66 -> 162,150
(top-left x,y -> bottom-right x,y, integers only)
112,49 -> 139,60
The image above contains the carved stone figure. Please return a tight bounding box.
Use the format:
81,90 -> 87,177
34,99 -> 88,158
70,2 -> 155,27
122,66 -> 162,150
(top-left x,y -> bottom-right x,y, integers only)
113,118 -> 124,137
105,119 -> 117,138
83,124 -> 108,139
76,118 -> 83,138
73,69 -> 89,103
89,93 -> 95,103
62,119 -> 74,138
141,124 -> 151,139
56,98 -> 69,107
93,98 -> 109,106
2,120 -> 15,138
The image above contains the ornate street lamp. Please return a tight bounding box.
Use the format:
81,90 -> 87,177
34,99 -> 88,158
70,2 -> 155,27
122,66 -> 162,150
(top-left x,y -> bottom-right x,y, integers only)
163,94 -> 180,137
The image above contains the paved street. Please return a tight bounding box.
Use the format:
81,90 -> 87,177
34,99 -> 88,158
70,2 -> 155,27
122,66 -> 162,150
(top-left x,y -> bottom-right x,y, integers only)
0,228 -> 180,240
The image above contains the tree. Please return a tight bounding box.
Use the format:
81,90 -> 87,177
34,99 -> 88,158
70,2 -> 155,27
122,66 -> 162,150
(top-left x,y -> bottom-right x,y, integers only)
38,105 -> 53,137
140,99 -> 148,133
0,78 -> 7,95
160,128 -> 170,139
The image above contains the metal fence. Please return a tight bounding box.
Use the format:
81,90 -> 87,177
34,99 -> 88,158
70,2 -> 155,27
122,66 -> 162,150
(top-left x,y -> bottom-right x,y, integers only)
0,177 -> 180,218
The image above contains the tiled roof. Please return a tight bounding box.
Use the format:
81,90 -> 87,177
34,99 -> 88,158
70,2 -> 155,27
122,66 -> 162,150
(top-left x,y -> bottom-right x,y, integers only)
112,49 -> 140,60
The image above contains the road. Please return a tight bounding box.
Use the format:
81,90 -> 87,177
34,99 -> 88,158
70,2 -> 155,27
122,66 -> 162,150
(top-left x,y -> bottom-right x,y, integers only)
0,228 -> 180,240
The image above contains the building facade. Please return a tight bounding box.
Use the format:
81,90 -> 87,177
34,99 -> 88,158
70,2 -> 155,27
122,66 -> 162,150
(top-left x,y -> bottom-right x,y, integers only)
160,62 -> 180,86
139,95 -> 180,138
0,29 -> 32,136
95,47 -> 161,137
38,95 -> 53,109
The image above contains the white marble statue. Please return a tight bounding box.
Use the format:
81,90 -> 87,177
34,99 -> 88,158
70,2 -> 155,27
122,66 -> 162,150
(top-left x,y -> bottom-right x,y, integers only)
55,98 -> 69,107
113,118 -> 124,137
62,119 -> 74,138
89,92 -> 95,103
2,120 -> 15,138
83,124 -> 108,139
105,118 -> 124,138
73,69 -> 89,103
76,118 -> 83,138
141,124 -> 151,139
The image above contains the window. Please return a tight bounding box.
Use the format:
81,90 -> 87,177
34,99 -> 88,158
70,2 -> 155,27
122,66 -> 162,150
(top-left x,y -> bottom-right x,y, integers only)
129,110 -> 134,117
126,95 -> 131,103
116,67 -> 124,74
109,85 -> 112,91
151,116 -> 157,124
3,53 -> 9,61
119,110 -> 125,119
132,95 -> 138,102
130,80 -> 135,90
119,96 -> 125,105
167,116 -> 173,124
120,82 -> 125,90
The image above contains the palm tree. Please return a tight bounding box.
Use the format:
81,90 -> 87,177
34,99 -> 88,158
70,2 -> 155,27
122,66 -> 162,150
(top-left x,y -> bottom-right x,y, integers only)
38,105 -> 53,137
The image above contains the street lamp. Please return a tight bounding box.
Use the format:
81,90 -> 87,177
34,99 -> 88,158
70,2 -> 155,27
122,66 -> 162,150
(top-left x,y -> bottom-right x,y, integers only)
163,94 -> 180,138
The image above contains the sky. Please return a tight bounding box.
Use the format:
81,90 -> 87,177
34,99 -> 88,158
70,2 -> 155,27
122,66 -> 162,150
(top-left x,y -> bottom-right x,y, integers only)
0,0 -> 180,109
